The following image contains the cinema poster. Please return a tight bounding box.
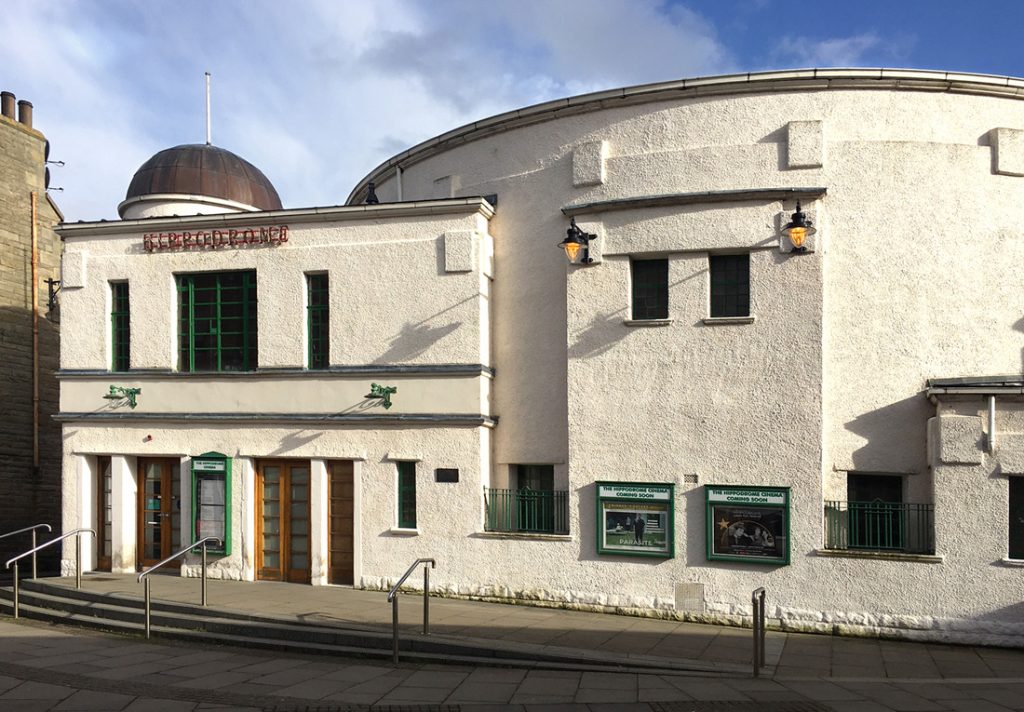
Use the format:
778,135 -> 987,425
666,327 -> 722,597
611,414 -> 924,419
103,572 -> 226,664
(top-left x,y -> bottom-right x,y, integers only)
705,485 -> 790,565
596,482 -> 674,558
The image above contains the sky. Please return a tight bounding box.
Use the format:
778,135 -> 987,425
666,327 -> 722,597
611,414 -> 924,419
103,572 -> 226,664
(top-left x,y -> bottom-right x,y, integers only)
4,0 -> 1024,222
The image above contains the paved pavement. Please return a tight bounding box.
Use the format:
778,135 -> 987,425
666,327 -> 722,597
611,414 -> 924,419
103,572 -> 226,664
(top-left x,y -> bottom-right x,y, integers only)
0,574 -> 1022,710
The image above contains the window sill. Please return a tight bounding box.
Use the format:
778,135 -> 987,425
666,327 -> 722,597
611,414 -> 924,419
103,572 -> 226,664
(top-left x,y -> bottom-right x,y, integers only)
815,548 -> 943,564
388,528 -> 419,536
702,316 -> 755,325
623,319 -> 673,327
997,557 -> 1024,567
473,531 -> 573,542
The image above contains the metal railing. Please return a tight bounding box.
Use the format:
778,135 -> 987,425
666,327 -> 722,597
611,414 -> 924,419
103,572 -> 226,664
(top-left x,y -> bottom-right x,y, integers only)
0,524 -> 52,580
387,558 -> 435,664
484,487 -> 569,534
751,587 -> 767,677
137,537 -> 221,639
5,528 -> 95,619
824,501 -> 935,554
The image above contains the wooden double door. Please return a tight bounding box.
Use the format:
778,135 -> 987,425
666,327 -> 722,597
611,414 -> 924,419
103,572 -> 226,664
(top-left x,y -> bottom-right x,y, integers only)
137,458 -> 182,569
256,460 -> 354,585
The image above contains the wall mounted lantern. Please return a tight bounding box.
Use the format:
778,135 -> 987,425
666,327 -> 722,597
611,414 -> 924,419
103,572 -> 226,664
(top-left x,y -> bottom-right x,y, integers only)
558,218 -> 596,264
366,382 -> 397,409
104,385 -> 141,409
781,201 -> 816,253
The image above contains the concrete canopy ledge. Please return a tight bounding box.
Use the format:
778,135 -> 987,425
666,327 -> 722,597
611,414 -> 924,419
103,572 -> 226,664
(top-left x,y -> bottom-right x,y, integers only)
562,187 -> 827,217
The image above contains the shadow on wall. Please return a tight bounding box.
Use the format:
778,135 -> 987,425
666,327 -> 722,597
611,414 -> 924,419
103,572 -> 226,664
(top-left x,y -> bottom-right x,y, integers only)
1014,316 -> 1024,375
569,311 -> 626,360
372,296 -> 476,364
0,306 -> 61,571
844,394 -> 928,471
266,430 -> 324,457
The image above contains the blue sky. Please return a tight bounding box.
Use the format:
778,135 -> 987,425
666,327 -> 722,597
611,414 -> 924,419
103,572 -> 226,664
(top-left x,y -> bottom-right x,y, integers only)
3,0 -> 1024,222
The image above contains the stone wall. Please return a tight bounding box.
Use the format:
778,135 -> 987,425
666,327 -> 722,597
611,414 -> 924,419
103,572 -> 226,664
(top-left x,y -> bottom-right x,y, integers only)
0,100 -> 62,571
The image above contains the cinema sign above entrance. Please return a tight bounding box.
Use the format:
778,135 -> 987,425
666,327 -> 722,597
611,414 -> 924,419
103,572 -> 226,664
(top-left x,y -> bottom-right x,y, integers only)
143,225 -> 289,252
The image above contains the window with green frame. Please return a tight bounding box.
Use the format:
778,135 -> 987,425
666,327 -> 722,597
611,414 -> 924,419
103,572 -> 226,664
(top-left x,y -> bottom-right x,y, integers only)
306,273 -> 329,369
397,461 -> 417,529
177,271 -> 257,372
110,282 -> 130,371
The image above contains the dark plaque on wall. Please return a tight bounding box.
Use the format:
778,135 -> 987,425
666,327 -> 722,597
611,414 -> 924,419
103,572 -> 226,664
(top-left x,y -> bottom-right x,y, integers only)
435,468 -> 459,483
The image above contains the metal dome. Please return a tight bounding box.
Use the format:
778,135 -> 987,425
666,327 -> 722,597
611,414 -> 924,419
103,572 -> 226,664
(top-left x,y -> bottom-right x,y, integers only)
124,143 -> 282,212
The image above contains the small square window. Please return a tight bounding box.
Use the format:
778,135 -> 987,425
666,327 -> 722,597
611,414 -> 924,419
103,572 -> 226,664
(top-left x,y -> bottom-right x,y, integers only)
631,258 -> 668,320
709,254 -> 749,318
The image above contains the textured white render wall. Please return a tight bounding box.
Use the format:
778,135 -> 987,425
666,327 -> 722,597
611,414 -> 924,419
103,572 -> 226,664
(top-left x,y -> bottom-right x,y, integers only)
60,210 -> 493,372
363,84 -> 1024,642
62,421 -> 490,585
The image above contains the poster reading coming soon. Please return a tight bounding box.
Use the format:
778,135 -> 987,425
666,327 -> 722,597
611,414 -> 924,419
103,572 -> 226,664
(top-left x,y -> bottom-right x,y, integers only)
596,482 -> 675,558
706,485 -> 790,565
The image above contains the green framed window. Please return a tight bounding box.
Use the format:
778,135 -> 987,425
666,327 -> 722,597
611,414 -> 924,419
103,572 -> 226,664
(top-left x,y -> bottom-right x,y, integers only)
710,254 -> 750,317
177,271 -> 257,372
110,282 -> 130,372
306,273 -> 329,369
631,258 -> 668,320
397,461 -> 417,529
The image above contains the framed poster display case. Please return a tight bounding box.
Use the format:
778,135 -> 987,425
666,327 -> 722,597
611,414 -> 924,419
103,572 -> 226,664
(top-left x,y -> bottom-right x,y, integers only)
596,481 -> 675,558
706,485 -> 790,565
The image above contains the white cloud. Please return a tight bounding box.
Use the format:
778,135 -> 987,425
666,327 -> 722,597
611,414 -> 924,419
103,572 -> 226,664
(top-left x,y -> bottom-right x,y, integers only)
1,0 -> 734,221
771,33 -> 884,68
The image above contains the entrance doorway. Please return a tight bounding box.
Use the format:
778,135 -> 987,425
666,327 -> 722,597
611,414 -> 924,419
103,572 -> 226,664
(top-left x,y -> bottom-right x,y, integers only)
257,461 -> 311,583
329,461 -> 354,585
137,458 -> 181,569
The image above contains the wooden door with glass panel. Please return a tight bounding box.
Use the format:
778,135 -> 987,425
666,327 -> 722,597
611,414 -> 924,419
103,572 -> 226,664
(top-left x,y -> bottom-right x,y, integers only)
96,457 -> 112,571
329,460 -> 354,585
137,458 -> 181,569
257,461 -> 311,583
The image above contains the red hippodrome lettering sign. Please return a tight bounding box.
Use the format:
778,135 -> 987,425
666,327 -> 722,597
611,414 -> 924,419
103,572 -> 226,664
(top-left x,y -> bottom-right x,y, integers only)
143,225 -> 289,252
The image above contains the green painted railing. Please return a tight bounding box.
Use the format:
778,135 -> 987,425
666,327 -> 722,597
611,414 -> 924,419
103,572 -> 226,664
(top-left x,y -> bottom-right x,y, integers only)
824,500 -> 934,554
484,487 -> 569,535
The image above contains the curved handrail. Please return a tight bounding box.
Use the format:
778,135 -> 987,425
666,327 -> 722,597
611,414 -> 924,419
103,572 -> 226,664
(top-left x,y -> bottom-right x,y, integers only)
0,523 -> 51,541
5,528 -> 93,569
387,558 -> 435,602
137,537 -> 222,582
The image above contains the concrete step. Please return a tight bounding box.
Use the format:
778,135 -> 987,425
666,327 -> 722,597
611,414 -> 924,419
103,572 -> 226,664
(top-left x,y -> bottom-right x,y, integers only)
0,582 -> 739,676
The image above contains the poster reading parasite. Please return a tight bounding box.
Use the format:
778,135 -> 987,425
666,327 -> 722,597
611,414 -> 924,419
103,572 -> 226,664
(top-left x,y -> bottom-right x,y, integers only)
596,482 -> 674,558
705,485 -> 790,565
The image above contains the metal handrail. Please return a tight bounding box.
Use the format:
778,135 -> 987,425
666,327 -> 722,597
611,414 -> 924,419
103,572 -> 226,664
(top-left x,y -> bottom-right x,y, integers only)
5,528 -> 94,620
752,587 -> 766,677
137,537 -> 221,639
387,558 -> 435,664
0,524 -> 51,579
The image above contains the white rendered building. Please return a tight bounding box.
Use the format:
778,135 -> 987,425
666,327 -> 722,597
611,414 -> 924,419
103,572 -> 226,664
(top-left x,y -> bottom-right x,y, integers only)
59,69 -> 1024,646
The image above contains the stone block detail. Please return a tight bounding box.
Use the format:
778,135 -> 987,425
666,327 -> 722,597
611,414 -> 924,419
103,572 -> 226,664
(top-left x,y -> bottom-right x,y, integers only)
62,251 -> 87,288
786,120 -> 824,169
991,128 -> 1024,176
443,231 -> 476,273
997,435 -> 1024,473
573,140 -> 608,187
675,582 -> 705,613
935,415 -> 984,465
433,175 -> 460,199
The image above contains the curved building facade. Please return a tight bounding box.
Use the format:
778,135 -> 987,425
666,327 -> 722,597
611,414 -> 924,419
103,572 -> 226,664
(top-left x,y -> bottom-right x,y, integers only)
58,69 -> 1024,646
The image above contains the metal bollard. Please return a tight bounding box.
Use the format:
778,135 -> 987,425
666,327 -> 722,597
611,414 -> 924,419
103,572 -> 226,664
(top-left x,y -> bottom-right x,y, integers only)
75,535 -> 82,589
12,562 -> 19,620
423,565 -> 430,635
752,587 -> 766,677
144,577 -> 151,639
201,542 -> 208,607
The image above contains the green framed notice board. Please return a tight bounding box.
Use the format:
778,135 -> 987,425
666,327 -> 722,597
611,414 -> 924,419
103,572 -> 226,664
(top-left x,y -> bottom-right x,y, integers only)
706,485 -> 790,565
191,452 -> 231,555
596,481 -> 675,558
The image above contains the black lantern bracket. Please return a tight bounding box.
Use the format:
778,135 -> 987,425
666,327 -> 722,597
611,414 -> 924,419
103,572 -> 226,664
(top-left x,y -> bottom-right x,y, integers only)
779,202 -> 818,254
45,277 -> 61,310
558,218 -> 601,265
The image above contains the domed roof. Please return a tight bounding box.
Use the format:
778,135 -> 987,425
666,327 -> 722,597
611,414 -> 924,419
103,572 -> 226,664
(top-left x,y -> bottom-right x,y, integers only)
124,143 -> 282,212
